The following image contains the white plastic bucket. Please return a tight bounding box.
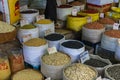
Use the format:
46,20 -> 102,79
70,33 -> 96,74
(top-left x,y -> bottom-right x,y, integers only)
17,27 -> 39,43
35,21 -> 55,38
44,33 -> 65,50
20,9 -> 39,23
23,43 -> 48,66
59,40 -> 85,63
57,5 -> 73,21
82,27 -> 105,43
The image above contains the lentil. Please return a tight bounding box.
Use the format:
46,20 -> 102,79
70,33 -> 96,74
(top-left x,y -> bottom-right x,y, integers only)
99,18 -> 115,25
20,10 -> 37,14
36,19 -> 52,24
84,58 -> 108,67
58,5 -> 72,8
105,30 -> 120,38
24,38 -> 47,47
61,41 -> 83,49
44,33 -> 64,41
20,24 -> 35,29
70,1 -> 83,6
42,52 -> 70,66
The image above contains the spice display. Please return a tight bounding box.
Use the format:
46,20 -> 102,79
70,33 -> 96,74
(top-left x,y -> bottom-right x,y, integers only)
0,54 -> 11,80
44,33 -> 64,41
70,1 -> 83,6
61,41 -> 84,49
36,19 -> 52,24
24,38 -> 47,47
64,63 -> 97,80
106,65 -> 120,80
20,10 -> 38,14
12,69 -> 44,80
42,52 -> 71,66
85,22 -> 104,29
84,58 -> 108,67
104,30 -> 120,38
99,18 -> 115,25
0,21 -> 15,33
58,5 -> 72,8
8,48 -> 24,73
20,24 -> 36,29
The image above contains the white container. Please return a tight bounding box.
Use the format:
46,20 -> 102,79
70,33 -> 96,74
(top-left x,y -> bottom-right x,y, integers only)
20,9 -> 39,23
35,21 -> 55,38
57,5 -> 73,21
82,27 -> 105,43
18,27 -> 39,43
23,43 -> 48,66
115,41 -> 120,61
59,40 -> 85,63
101,34 -> 118,52
44,33 -> 65,50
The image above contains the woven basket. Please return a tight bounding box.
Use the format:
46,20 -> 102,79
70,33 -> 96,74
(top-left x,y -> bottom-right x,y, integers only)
0,29 -> 17,44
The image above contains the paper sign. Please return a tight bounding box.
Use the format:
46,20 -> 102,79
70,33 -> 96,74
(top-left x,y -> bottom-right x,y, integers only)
45,29 -> 53,36
80,51 -> 90,63
36,15 -> 45,21
96,76 -> 102,80
45,77 -> 51,80
100,13 -> 104,18
71,9 -> 78,16
47,47 -> 57,54
87,16 -> 92,23
20,19 -> 29,27
113,23 -> 119,30
22,34 -> 32,42
20,5 -> 28,11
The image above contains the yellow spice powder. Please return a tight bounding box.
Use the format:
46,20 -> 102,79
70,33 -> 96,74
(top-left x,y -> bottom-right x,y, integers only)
24,38 -> 47,47
36,19 -> 52,24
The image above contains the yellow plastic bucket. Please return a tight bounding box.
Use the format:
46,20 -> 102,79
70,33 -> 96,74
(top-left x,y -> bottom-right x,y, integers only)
67,15 -> 88,32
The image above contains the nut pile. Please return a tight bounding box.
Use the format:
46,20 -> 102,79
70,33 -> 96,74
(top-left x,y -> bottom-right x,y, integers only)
104,30 -> 120,38
64,63 -> 97,80
85,22 -> 104,29
99,18 -> 115,25
42,52 -> 71,66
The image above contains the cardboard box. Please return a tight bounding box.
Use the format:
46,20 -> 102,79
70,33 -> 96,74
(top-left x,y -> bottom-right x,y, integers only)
87,3 -> 112,13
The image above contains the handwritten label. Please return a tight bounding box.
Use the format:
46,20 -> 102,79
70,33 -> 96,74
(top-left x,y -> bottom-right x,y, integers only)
100,13 -> 104,18
20,19 -> 29,26
0,62 -> 8,70
45,77 -> 51,80
71,9 -> 77,16
45,29 -> 53,36
96,76 -> 102,80
87,16 -> 92,23
22,34 -> 32,42
113,23 -> 119,30
47,47 -> 57,54
80,51 -> 90,63
36,15 -> 45,21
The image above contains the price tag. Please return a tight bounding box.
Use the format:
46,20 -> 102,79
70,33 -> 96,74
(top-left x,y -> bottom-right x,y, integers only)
113,23 -> 119,30
45,29 -> 53,36
20,19 -> 29,27
56,0 -> 62,6
96,76 -> 102,80
100,13 -> 104,18
80,51 -> 90,63
20,5 -> 28,11
36,15 -> 45,21
71,9 -> 78,16
45,77 -> 51,80
47,47 -> 57,54
87,16 -> 92,23
22,34 -> 32,42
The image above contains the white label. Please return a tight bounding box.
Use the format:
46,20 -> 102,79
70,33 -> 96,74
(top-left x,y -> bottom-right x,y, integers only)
96,76 -> 102,80
80,51 -> 90,63
67,0 -> 74,2
113,23 -> 119,30
118,39 -> 120,45
56,0 -> 62,6
100,13 -> 104,18
36,15 -> 45,21
47,47 -> 57,54
20,19 -> 29,27
87,16 -> 92,23
20,5 -> 28,11
22,34 -> 32,42
71,9 -> 77,16
45,77 -> 51,80
45,29 -> 53,36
